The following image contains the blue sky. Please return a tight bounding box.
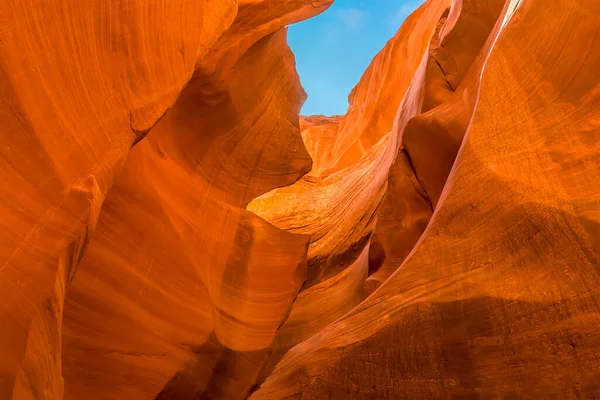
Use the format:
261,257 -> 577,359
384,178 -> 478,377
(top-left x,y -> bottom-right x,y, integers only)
288,1 -> 423,116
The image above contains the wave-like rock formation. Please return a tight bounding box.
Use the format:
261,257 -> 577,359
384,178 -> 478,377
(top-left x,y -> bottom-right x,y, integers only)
1,0 -> 599,398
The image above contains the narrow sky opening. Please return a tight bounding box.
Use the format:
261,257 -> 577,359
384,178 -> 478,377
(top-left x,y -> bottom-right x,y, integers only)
288,1 -> 423,116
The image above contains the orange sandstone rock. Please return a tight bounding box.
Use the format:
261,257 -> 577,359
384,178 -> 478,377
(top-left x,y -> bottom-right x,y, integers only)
2,0 -> 599,398
60,3 -> 332,398
0,1 -> 236,397
0,0 -> 332,398
253,0 -> 600,398
247,0 -> 451,379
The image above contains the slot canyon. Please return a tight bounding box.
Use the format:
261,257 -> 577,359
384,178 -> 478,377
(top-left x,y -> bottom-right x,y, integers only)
1,0 -> 599,398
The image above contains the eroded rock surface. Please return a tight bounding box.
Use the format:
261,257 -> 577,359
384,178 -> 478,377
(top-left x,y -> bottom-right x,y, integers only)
1,0 -> 599,398
253,0 -> 600,398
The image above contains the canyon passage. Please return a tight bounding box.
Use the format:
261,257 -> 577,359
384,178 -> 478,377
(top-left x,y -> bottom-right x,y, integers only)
1,0 -> 599,399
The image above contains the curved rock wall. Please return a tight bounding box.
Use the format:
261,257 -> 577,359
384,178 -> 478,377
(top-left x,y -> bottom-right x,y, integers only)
253,0 -> 600,398
1,0 -> 599,398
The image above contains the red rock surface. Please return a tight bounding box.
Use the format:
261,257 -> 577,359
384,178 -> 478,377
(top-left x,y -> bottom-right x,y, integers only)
1,0 -> 599,398
253,0 -> 600,398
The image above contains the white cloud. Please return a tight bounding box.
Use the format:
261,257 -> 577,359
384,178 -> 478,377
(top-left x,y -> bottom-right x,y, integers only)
336,8 -> 365,32
323,25 -> 340,45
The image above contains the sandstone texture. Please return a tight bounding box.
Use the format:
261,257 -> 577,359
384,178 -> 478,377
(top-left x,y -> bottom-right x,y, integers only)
1,0 -> 599,399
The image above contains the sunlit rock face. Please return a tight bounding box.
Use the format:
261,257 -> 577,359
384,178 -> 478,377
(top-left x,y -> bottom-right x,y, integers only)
1,0 -> 599,399
0,0 -> 331,398
253,0 -> 600,398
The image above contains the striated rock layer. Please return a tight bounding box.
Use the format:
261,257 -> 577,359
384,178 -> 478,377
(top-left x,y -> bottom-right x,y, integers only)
61,28 -> 312,400
0,1 -> 236,398
253,0 -> 600,398
1,0 -> 332,398
1,0 -> 599,399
